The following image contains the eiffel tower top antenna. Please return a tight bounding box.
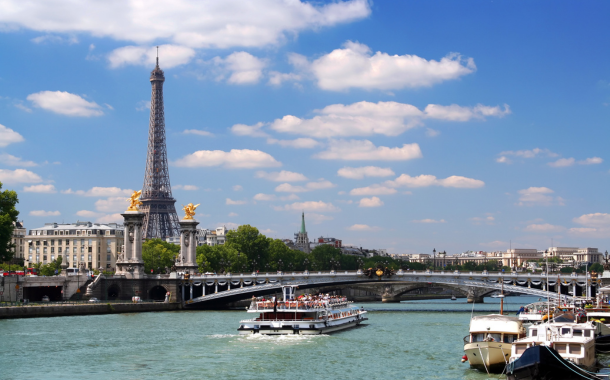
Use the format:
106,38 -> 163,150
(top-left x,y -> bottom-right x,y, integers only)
156,46 -> 159,66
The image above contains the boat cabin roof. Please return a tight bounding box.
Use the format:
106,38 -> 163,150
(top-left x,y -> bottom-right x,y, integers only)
470,314 -> 522,333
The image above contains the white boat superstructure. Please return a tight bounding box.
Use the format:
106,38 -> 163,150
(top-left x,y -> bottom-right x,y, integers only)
238,285 -> 368,335
517,301 -> 552,323
509,322 -> 598,370
463,314 -> 526,373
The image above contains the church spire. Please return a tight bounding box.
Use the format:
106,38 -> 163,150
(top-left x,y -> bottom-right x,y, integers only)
300,212 -> 306,234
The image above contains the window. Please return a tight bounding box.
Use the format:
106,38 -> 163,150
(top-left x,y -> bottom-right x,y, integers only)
43,247 -> 47,253
80,247 -> 84,253
561,328 -> 571,336
76,230 -> 81,236
58,240 -> 62,246
503,334 -> 517,343
106,254 -> 111,261
51,247 -> 54,253
81,254 -> 84,261
43,255 -> 47,261
73,247 -> 77,253
29,247 -> 33,253
36,241 -> 40,246
43,240 -> 48,246
73,255 -> 77,262
28,255 -> 32,261
58,247 -> 62,254
51,255 -> 55,261
88,247 -> 92,253
88,239 -> 92,245
51,239 -> 55,245
36,255 -> 40,261
88,254 -> 92,261
530,329 -> 537,337
80,239 -> 84,246
36,247 -> 40,254
66,239 -> 69,245
568,345 -> 581,354
573,330 -> 583,337
73,239 -> 77,245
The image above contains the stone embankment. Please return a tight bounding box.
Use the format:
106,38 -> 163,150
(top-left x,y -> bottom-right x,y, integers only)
0,302 -> 181,319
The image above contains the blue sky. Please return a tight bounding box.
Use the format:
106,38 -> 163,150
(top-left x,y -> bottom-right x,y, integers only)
1,0 -> 609,254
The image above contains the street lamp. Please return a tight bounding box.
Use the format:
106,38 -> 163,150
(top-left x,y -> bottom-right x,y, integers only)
432,248 -> 436,270
277,259 -> 283,272
303,258 -> 309,272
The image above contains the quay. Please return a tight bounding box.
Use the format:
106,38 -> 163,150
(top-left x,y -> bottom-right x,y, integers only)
0,301 -> 180,320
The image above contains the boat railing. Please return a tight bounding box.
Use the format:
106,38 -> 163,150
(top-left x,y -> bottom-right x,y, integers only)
463,335 -> 470,345
248,299 -> 351,311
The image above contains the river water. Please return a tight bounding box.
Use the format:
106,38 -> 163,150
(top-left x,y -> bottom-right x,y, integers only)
0,296 -> 541,380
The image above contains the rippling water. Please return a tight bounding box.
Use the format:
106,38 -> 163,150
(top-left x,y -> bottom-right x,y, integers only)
0,296 -> 538,380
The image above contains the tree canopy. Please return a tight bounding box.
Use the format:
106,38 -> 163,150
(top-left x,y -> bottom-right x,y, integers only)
142,238 -> 180,274
0,181 -> 19,262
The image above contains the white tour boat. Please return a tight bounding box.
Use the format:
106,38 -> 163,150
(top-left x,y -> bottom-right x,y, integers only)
238,285 -> 368,335
463,314 -> 526,373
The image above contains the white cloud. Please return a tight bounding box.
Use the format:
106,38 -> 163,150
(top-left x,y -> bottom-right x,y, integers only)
174,185 -> 199,191
275,180 -> 335,193
183,129 -> 213,137
136,100 -> 151,111
273,201 -> 340,212
175,149 -> 281,168
230,122 -> 268,137
96,213 -> 123,224
259,228 -> 277,234
270,101 -> 508,139
496,156 -> 511,164
226,198 -> 247,205
31,34 -> 78,44
305,41 -> 475,91
568,227 -> 610,239
307,213 -> 334,224
349,185 -> 397,196
517,187 -> 562,206
548,158 -> 575,167
1,1 -> 370,49
27,91 -> 104,117
255,170 -> 307,182
95,197 -> 127,212
268,71 -> 301,86
253,193 -> 276,201
30,210 -> 60,217
23,184 -> 56,193
358,196 -> 383,207
76,210 -> 102,218
108,44 -> 196,68
579,157 -> 603,165
211,52 -> 267,84
524,223 -> 565,233
470,216 -> 495,225
479,240 -> 508,248
426,128 -> 440,137
573,213 -> 610,227
14,102 -> 33,113
412,219 -> 446,223
0,124 -> 25,147
0,153 -> 37,167
0,169 -> 42,184
228,212 -> 238,217
62,186 -> 133,197
267,138 -> 320,149
386,174 -> 484,188
281,194 -> 300,201
498,148 -> 558,159
314,140 -> 422,161
337,166 -> 395,179
233,185 -> 243,191
347,224 -> 380,231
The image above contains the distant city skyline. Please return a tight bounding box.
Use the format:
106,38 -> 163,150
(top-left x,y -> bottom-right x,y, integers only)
0,1 -> 609,254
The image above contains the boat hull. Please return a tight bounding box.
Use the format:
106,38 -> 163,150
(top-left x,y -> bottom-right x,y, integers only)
238,317 -> 367,335
506,345 -> 600,380
464,342 -> 511,373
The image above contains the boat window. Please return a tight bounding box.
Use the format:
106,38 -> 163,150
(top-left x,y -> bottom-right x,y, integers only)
503,334 -> 517,343
555,344 -> 567,354
561,328 -> 571,336
569,345 -> 581,355
530,329 -> 537,337
515,344 -> 527,354
485,333 -> 502,342
573,330 -> 583,337
472,333 -> 485,342
584,330 -> 592,338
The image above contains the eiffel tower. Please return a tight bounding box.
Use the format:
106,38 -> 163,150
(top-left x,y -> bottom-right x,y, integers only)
139,52 -> 180,239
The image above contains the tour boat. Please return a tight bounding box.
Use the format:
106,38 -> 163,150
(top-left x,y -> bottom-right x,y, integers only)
237,285 -> 368,335
463,314 -> 526,373
506,321 -> 600,380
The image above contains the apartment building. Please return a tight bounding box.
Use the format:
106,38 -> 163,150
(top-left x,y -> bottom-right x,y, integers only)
11,221 -> 26,262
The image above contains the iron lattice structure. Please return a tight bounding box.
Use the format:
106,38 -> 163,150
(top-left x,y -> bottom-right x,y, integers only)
140,58 -> 180,239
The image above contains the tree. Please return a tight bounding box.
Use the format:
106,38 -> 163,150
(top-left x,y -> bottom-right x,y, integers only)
0,182 -> 19,262
196,244 -> 245,273
590,263 -> 604,273
225,225 -> 270,267
142,239 -> 180,274
310,245 -> 342,270
39,256 -> 63,276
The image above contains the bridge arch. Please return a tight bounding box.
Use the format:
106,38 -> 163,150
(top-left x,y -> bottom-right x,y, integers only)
149,285 -> 168,301
107,284 -> 121,300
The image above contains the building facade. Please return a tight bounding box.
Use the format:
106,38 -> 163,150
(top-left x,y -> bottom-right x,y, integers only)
294,212 -> 310,253
11,221 -> 26,263
25,221 -> 124,270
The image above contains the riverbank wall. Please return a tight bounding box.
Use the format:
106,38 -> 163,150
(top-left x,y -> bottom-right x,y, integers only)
0,302 -> 181,319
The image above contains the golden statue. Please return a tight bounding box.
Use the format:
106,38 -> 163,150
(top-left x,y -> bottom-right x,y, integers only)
182,203 -> 200,220
126,190 -> 143,211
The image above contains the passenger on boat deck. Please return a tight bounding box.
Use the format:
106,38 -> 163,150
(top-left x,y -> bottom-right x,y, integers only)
516,306 -> 525,315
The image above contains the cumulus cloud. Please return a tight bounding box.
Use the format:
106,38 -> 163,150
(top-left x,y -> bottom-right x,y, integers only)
358,196 -> 383,207
0,169 -> 42,184
233,185 -> 243,191
108,44 -> 195,68
30,210 -> 60,217
76,210 -> 102,218
275,180 -> 335,193
96,213 -> 123,224
0,124 -> 25,147
230,122 -> 268,137
95,197 -> 126,212
228,212 -> 238,217
347,224 -> 380,231
579,157 -> 603,165
255,170 -> 307,182
31,34 -> 78,44
267,138 -> 320,149
301,41 -> 475,91
270,101 -> 509,139
226,198 -> 247,205
307,213 -> 334,224
211,52 -> 267,84
548,158 -> 575,168
0,1 -> 371,49
517,187 -> 564,206
349,185 -> 397,196
386,174 -> 484,188
314,140 -> 422,161
479,240 -> 508,248
0,153 -> 37,167
573,213 -> 610,227
183,129 -> 213,137
273,201 -> 340,212
23,184 -> 56,193
27,91 -> 104,117
412,219 -> 446,223
337,166 -> 395,179
61,186 -> 133,197
524,223 -> 565,233
496,148 -> 558,164
268,71 -> 302,86
253,193 -> 277,201
174,149 -> 281,168
174,185 -> 199,191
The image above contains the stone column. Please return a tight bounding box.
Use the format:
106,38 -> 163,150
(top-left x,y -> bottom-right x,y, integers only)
115,211 -> 146,279
176,219 -> 199,274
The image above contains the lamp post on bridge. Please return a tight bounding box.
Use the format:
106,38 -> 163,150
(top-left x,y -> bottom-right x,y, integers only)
432,248 -> 436,271
303,258 -> 309,272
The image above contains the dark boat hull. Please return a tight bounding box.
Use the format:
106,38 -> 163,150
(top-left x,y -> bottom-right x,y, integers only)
506,345 -> 600,380
595,335 -> 610,354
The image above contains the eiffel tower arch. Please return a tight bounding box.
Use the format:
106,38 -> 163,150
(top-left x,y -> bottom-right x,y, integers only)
139,55 -> 181,239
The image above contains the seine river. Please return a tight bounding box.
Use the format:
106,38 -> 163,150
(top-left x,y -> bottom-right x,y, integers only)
0,296 -> 540,380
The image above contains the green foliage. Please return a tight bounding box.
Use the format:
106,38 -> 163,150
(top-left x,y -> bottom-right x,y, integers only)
560,266 -> 576,273
0,182 -> 19,262
590,263 -> 604,273
309,244 -> 342,270
142,238 -> 180,274
225,225 -> 270,268
0,263 -> 23,271
39,256 -> 63,276
196,244 -> 246,273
